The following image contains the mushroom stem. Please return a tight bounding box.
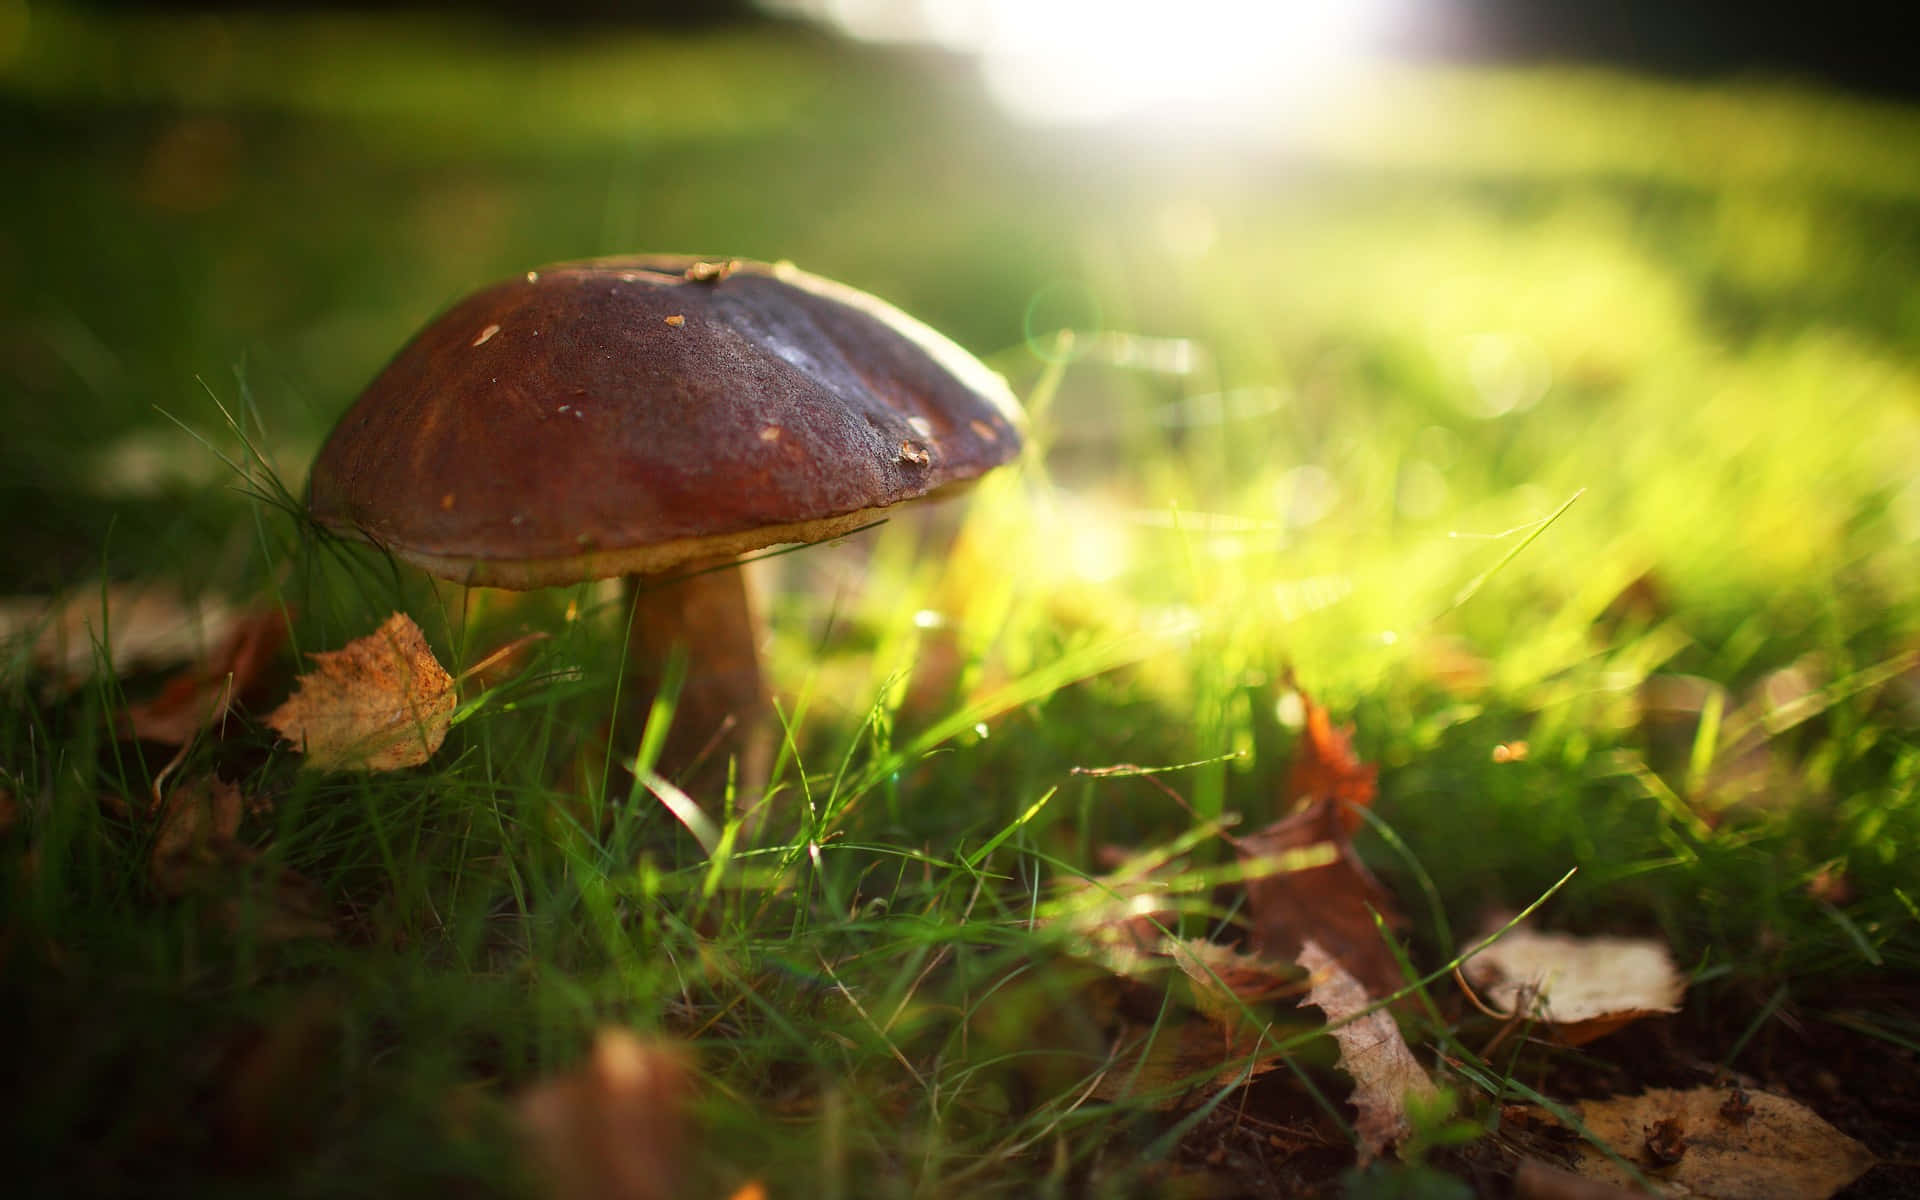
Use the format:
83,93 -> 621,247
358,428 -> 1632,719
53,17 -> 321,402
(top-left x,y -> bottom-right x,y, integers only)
623,560 -> 774,819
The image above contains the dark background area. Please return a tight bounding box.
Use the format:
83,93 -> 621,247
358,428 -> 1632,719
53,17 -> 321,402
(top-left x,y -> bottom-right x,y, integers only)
70,0 -> 1920,101
1432,1 -> 1913,100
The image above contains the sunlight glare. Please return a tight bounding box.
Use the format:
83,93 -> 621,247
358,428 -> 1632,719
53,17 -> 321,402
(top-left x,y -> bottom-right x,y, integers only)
977,0 -> 1390,126
770,0 -> 1398,128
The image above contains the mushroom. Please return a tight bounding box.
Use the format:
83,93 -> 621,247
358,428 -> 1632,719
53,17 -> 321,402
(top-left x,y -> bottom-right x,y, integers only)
306,255 -> 1023,815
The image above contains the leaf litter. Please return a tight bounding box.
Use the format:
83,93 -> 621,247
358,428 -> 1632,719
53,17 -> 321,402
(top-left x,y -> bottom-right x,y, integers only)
148,772 -> 333,941
1060,677 -> 1423,1133
1558,1086 -> 1877,1199
1232,673 -> 1408,999
42,618 -> 1899,1197
1460,922 -> 1687,1045
1296,938 -> 1438,1163
121,607 -> 290,745
1044,677 -> 1891,1196
268,612 -> 456,771
83,611 -> 549,943
516,1029 -> 695,1200
0,581 -> 238,690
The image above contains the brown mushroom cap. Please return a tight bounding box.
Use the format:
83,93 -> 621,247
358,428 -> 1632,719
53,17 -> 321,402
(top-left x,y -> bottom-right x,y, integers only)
308,255 -> 1024,589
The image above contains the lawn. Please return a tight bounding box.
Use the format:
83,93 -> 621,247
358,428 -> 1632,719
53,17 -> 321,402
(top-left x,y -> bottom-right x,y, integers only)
3,5 -> 1917,1197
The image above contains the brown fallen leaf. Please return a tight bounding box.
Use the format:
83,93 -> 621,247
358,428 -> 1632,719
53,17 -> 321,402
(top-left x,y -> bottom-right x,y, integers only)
212,868 -> 336,942
1804,863 -> 1854,906
148,773 -> 333,941
1168,937 -> 1305,1034
1297,938 -> 1438,1164
1090,1013 -> 1289,1108
268,613 -> 455,771
1052,853 -> 1200,978
1281,670 -> 1378,831
207,990 -> 342,1170
517,1029 -> 692,1200
151,773 -> 248,897
1461,923 -> 1685,1045
1095,937 -> 1304,1107
1235,794 -> 1406,1000
1564,1087 -> 1875,1199
1513,1158 -> 1648,1200
1230,677 -> 1405,996
1,582 -> 236,689
1054,879 -> 1302,1109
121,607 -> 290,745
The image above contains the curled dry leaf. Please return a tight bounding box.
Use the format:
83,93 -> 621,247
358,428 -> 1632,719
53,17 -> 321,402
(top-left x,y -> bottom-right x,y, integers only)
1235,677 -> 1404,996
1564,1087 -> 1875,1200
1236,795 -> 1405,1000
1461,924 -> 1685,1045
517,1029 -> 691,1200
1297,938 -> 1437,1164
122,607 -> 290,745
268,613 -> 454,771
1281,671 -> 1378,829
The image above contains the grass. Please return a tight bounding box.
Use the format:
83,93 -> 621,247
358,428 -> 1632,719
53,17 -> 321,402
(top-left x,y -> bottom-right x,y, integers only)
3,3 -> 1918,1196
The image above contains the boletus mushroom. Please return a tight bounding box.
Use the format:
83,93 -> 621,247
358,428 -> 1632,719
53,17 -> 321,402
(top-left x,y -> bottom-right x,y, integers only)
307,255 -> 1023,816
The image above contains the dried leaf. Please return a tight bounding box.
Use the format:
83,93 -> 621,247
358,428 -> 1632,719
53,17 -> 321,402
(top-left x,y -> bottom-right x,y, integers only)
1089,1014 -> 1289,1108
1297,939 -> 1437,1163
148,774 -> 333,941
1230,679 -> 1404,995
1054,871 -> 1189,979
214,869 -> 336,942
268,613 -> 455,771
1462,924 -> 1685,1045
1513,1158 -> 1648,1200
122,608 -> 290,745
1,583 -> 235,689
1051,863 -> 1303,1110
151,773 -> 248,897
517,1029 -> 692,1200
1282,673 -> 1378,830
1167,937 -> 1304,1034
1236,795 -> 1405,999
1564,1087 -> 1875,1199
207,991 -> 341,1169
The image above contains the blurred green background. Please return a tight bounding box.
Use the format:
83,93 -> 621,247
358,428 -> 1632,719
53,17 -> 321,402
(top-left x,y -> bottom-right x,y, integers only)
4,0 -> 1917,612
5,0 -> 1918,825
8,0 -> 1920,831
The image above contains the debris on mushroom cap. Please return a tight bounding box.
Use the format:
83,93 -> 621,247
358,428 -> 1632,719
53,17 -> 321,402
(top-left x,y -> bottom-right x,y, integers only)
307,256 -> 1024,590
